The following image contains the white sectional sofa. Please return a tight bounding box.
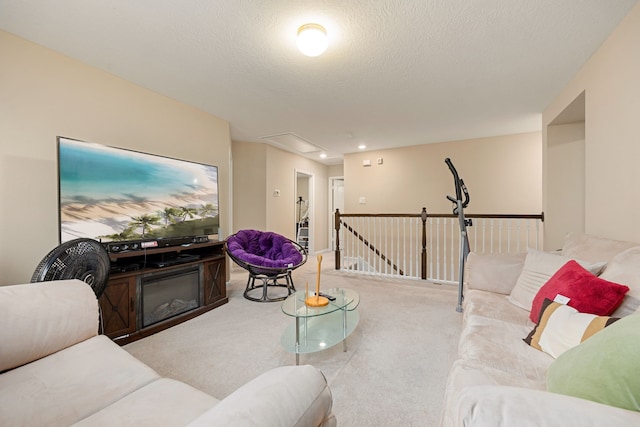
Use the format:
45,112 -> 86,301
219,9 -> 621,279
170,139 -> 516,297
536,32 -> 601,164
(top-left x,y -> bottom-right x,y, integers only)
440,233 -> 640,426
0,280 -> 336,427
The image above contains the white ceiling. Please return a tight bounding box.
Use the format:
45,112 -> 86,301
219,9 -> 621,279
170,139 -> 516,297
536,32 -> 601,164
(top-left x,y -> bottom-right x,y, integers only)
1,0 -> 637,164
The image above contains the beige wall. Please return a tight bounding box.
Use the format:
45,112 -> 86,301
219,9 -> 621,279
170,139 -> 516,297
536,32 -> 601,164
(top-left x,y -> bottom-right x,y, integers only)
231,141 -> 267,233
343,132 -> 542,215
543,2 -> 640,245
231,142 -> 330,252
328,164 -> 344,177
0,31 -> 232,285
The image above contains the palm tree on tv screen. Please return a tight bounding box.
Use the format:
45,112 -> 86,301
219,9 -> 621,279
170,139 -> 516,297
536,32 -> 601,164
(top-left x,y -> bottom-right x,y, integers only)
179,206 -> 198,222
129,214 -> 161,237
159,207 -> 181,226
102,227 -> 137,242
199,203 -> 218,218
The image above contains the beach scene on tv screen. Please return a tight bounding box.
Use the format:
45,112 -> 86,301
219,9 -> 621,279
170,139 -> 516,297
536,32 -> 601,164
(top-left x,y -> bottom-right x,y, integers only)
58,138 -> 219,243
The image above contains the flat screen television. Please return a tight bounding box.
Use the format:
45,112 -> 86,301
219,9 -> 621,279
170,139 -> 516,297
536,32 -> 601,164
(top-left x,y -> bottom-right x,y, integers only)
57,137 -> 219,244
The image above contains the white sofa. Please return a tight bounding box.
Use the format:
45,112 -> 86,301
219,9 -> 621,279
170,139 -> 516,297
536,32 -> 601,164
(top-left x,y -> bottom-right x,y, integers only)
440,233 -> 640,426
0,280 -> 336,427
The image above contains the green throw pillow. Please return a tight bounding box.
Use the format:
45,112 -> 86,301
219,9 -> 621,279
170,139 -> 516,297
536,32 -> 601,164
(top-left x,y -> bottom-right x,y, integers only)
547,313 -> 640,412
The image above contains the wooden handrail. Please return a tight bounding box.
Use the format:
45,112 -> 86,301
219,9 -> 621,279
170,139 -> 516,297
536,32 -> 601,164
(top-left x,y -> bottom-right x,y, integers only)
334,209 -> 544,280
337,212 -> 544,220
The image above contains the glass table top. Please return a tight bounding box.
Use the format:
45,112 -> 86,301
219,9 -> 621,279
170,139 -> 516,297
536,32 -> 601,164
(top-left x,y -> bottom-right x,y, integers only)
281,287 -> 360,318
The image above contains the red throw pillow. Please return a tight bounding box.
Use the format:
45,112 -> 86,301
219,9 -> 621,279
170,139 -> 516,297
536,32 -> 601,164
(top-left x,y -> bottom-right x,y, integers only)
530,260 -> 629,323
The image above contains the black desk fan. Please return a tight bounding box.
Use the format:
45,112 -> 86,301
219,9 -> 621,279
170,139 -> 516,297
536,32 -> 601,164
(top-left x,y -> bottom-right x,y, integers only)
31,238 -> 110,299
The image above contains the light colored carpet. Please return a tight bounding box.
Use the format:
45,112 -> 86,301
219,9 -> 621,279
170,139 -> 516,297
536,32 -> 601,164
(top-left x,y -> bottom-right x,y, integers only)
124,253 -> 462,426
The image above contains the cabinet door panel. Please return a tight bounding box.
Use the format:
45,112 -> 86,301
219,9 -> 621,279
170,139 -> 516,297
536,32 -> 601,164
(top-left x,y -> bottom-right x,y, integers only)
99,276 -> 136,338
203,259 -> 225,305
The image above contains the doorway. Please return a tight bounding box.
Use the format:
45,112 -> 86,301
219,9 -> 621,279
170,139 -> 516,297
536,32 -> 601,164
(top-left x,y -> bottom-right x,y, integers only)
329,177 -> 344,250
295,171 -> 313,254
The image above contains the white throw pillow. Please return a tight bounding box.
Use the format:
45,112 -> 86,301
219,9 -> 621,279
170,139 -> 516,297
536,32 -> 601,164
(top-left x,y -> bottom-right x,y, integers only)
466,252 -> 527,295
523,299 -> 619,358
507,249 -> 606,311
600,246 -> 640,317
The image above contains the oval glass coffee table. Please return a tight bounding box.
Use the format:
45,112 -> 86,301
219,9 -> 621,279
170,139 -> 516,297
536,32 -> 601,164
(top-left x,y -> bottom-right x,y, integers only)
281,288 -> 360,365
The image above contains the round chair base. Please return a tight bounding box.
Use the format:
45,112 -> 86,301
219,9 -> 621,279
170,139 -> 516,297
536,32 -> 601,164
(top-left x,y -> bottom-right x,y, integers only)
243,272 -> 296,303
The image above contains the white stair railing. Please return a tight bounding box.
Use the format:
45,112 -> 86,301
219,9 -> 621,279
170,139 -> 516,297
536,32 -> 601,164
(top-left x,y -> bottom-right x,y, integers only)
335,210 -> 544,285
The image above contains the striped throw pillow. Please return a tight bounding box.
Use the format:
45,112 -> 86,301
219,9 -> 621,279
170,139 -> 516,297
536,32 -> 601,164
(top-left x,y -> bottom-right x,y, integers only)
523,298 -> 619,358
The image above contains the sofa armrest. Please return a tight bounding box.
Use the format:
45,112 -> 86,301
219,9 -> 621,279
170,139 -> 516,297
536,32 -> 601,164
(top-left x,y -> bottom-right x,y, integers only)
452,386 -> 640,427
187,365 -> 336,427
466,252 -> 526,295
0,280 -> 99,372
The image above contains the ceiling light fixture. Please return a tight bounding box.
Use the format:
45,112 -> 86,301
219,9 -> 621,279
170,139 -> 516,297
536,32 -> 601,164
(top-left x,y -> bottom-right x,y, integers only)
358,144 -> 366,150
297,23 -> 328,57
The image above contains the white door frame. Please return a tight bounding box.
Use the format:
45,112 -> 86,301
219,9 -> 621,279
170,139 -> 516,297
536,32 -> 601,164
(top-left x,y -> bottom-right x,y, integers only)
294,169 -> 313,254
328,176 -> 344,251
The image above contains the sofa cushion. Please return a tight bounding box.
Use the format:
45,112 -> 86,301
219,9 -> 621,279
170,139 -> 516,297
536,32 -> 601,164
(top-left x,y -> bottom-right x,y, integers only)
524,298 -> 619,358
439,359 -> 545,427
466,252 -> 527,295
458,315 -> 552,382
507,249 -> 605,312
463,290 -> 530,326
561,232 -> 638,263
0,280 -> 98,372
0,335 -> 160,427
529,260 -> 628,323
600,246 -> 640,317
450,385 -> 640,427
547,313 -> 640,412
72,378 -> 219,426
187,365 -> 334,427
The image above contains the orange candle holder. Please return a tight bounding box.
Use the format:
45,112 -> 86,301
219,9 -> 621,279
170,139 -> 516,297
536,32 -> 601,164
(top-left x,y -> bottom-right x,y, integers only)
305,294 -> 329,307
305,255 -> 329,307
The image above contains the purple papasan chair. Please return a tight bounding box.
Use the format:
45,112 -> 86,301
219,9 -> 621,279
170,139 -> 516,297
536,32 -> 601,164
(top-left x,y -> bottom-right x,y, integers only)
225,229 -> 307,302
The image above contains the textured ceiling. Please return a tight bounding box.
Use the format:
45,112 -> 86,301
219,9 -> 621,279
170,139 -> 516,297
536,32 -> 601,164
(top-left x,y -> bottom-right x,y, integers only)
0,0 -> 637,164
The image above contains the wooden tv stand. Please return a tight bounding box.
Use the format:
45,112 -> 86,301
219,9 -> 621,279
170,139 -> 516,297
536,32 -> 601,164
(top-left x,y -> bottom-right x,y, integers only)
98,240 -> 227,345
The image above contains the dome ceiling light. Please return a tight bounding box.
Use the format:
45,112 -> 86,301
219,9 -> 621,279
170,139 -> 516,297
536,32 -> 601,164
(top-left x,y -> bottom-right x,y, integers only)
296,23 -> 328,57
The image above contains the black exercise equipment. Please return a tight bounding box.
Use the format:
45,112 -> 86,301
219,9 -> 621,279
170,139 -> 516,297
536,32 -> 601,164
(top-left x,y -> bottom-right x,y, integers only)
445,158 -> 471,313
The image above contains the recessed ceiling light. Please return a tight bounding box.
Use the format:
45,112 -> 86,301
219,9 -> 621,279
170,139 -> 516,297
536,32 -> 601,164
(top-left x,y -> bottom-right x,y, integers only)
320,153 -> 327,158
358,144 -> 366,150
297,23 -> 328,57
